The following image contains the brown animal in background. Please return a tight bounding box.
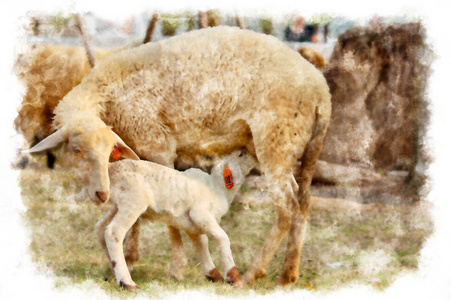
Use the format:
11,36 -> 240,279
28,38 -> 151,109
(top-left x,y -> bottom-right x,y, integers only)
299,47 -> 328,69
14,44 -> 112,166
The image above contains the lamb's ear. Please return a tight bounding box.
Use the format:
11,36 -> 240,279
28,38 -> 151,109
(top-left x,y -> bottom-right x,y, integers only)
228,161 -> 244,184
112,131 -> 140,160
22,127 -> 69,154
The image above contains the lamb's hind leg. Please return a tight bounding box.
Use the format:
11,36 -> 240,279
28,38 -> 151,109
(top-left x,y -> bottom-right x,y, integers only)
279,108 -> 329,285
187,233 -> 224,283
189,210 -> 242,286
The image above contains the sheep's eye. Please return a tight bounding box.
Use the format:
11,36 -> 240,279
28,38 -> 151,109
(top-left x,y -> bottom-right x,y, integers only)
238,152 -> 244,157
72,146 -> 81,154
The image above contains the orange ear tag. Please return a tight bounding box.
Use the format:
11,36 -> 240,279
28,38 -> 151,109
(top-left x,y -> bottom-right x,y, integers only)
111,146 -> 121,160
223,166 -> 234,189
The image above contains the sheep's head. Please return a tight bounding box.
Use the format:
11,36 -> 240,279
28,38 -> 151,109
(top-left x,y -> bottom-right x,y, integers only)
23,122 -> 139,204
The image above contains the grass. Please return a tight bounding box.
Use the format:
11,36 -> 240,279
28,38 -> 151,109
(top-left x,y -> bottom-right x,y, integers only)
18,159 -> 433,297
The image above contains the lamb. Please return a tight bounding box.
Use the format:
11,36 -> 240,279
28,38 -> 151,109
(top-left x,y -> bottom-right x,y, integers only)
85,150 -> 255,290
24,26 -> 331,285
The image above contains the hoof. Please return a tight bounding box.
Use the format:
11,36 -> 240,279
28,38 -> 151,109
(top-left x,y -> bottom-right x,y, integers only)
169,270 -> 184,281
120,281 -> 138,291
277,270 -> 299,286
205,268 -> 224,283
242,267 -> 266,285
226,267 -> 242,286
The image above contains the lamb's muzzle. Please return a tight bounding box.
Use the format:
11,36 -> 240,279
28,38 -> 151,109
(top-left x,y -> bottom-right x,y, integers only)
96,191 -> 109,203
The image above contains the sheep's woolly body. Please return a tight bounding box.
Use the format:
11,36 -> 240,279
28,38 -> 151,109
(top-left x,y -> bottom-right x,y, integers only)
54,26 -> 330,166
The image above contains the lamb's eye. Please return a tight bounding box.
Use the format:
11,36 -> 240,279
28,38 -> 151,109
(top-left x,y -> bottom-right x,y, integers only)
72,146 -> 81,154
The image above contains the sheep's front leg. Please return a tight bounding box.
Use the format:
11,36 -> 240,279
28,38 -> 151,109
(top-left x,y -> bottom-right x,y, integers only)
187,233 -> 224,282
189,211 -> 242,287
168,226 -> 188,280
124,219 -> 141,270
104,205 -> 146,291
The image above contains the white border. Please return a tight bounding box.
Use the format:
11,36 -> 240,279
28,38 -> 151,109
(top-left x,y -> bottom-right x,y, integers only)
1,1 -> 450,299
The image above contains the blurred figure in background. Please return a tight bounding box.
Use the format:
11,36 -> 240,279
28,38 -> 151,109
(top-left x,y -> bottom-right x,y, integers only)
285,15 -> 319,43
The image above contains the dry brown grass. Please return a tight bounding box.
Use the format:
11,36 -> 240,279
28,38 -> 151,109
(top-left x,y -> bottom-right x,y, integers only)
18,158 -> 433,297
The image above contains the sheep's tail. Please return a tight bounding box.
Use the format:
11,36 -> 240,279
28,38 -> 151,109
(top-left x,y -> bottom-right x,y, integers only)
296,105 -> 330,212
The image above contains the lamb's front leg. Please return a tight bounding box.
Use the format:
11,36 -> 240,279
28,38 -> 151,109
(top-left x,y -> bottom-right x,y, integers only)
187,233 -> 224,282
95,203 -> 118,264
104,205 -> 146,291
210,227 -> 242,286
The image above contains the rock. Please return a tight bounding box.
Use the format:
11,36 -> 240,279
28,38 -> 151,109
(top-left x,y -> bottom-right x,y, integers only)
320,23 -> 431,176
312,160 -> 383,186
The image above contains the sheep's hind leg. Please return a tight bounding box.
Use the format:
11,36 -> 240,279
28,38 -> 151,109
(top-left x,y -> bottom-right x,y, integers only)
187,233 -> 224,283
242,199 -> 293,285
242,119 -> 297,285
279,107 -> 329,285
104,204 -> 147,291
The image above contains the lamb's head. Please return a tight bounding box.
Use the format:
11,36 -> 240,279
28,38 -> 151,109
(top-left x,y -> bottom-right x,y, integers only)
212,150 -> 257,192
23,121 -> 139,204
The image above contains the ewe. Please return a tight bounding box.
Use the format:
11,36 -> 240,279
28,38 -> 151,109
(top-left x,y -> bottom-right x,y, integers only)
25,26 -> 331,285
81,151 -> 255,290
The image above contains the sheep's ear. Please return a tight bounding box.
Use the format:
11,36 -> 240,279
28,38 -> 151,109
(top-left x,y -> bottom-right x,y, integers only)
22,128 -> 69,154
112,131 -> 140,160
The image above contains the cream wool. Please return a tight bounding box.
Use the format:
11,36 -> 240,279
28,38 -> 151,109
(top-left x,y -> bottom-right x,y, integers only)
26,26 -> 331,285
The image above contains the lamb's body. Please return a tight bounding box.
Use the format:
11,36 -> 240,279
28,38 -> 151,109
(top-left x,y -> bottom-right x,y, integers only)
28,26 -> 331,285
110,161 -> 230,231
96,151 -> 255,289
